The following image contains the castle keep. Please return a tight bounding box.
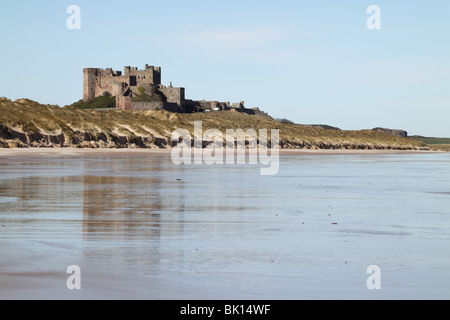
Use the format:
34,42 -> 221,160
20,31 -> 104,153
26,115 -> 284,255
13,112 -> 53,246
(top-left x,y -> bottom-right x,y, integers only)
83,65 -> 265,115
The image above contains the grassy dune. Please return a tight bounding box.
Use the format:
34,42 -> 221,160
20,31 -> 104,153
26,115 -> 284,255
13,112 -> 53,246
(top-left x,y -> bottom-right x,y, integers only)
409,135 -> 450,144
0,98 -> 428,150
426,144 -> 450,152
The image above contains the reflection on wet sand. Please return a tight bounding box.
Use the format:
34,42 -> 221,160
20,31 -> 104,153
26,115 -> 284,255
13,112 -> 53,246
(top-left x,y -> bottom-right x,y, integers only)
82,175 -> 163,239
80,155 -> 191,268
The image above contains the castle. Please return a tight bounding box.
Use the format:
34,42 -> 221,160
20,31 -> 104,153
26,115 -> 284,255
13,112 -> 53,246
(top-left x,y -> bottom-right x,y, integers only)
83,64 -> 266,115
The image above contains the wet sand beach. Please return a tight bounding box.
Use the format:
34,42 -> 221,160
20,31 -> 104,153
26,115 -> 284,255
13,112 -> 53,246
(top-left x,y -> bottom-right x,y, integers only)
1,149 -> 449,299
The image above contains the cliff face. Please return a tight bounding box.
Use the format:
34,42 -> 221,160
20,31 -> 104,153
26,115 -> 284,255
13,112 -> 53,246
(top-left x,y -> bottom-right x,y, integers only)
0,124 -> 66,148
0,98 -> 428,150
0,124 -> 169,149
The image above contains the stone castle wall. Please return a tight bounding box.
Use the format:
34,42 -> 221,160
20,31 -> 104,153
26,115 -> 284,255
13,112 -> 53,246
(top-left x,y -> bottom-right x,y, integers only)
84,64 -> 258,115
83,68 -> 128,100
124,65 -> 161,86
159,86 -> 185,110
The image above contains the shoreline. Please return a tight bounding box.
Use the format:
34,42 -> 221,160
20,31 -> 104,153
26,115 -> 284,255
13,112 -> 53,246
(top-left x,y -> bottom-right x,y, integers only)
0,147 -> 444,157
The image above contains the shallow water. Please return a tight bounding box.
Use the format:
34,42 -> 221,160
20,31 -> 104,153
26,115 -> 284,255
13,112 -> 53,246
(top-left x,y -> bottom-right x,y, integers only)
0,153 -> 449,299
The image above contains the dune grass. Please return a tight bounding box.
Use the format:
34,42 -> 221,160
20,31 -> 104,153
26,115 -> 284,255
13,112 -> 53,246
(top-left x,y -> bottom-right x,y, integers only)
0,97 -> 428,150
427,144 -> 450,151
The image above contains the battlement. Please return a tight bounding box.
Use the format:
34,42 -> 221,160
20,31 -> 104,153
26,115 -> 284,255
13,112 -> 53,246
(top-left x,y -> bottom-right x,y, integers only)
123,65 -> 161,86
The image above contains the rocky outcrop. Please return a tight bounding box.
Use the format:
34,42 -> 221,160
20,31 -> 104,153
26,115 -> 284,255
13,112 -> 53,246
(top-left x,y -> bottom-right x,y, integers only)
372,127 -> 408,138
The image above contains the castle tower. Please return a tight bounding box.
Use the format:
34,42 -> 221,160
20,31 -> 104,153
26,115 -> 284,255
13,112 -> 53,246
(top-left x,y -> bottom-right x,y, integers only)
124,66 -> 131,77
83,68 -> 99,101
123,65 -> 161,86
154,67 -> 161,85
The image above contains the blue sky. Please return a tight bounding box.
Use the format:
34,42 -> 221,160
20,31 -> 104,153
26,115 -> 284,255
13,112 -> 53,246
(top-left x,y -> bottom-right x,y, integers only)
1,0 -> 449,137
